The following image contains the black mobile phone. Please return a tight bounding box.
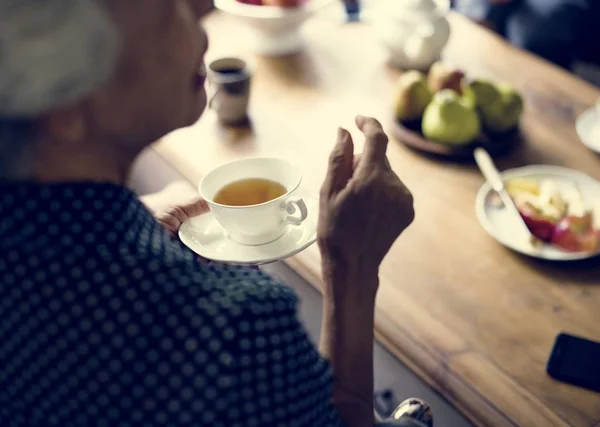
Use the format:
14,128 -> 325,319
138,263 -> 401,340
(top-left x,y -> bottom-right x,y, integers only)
546,333 -> 600,393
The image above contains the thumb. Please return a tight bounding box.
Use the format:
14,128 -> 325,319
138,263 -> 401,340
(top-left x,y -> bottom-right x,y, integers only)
322,127 -> 354,196
158,197 -> 210,232
177,197 -> 210,219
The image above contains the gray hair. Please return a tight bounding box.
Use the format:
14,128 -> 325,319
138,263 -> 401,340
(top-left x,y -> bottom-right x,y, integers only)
0,0 -> 120,177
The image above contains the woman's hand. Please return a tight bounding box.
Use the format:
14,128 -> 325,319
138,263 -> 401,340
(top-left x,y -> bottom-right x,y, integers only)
155,196 -> 261,269
155,197 -> 210,235
318,116 -> 414,299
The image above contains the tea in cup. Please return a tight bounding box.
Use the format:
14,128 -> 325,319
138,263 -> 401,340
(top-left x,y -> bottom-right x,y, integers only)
199,157 -> 308,245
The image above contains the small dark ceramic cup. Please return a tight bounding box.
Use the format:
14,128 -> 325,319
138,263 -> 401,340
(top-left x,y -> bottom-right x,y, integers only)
208,57 -> 252,126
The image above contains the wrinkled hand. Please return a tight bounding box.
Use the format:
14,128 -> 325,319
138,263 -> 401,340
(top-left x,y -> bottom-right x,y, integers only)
155,197 -> 260,270
318,116 -> 414,288
155,197 -> 210,236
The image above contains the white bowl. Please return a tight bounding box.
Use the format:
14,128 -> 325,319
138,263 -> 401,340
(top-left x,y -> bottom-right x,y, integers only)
215,0 -> 335,56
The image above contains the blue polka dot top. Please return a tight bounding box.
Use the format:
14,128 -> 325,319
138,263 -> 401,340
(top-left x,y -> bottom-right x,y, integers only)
0,182 -> 343,427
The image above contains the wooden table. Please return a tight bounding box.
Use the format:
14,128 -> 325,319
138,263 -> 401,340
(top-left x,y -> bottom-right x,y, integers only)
155,7 -> 600,427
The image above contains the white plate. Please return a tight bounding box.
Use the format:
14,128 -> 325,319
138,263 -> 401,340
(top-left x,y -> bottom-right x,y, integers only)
475,165 -> 600,261
576,107 -> 600,153
179,189 -> 318,265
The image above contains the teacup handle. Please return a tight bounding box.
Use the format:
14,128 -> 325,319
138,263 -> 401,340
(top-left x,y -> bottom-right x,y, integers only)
281,198 -> 308,226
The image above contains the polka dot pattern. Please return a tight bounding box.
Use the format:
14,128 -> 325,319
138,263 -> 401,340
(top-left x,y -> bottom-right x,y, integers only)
0,182 -> 343,427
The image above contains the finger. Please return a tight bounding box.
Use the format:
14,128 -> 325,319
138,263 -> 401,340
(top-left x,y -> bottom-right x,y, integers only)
322,127 -> 354,196
157,197 -> 209,234
355,115 -> 389,168
156,215 -> 180,235
177,197 -> 210,219
355,152 -> 391,171
165,198 -> 209,226
384,156 -> 392,170
353,154 -> 361,169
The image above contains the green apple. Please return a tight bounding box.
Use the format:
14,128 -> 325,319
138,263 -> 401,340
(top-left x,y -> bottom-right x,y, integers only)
422,89 -> 481,145
394,70 -> 433,122
461,82 -> 478,109
465,79 -> 523,133
489,83 -> 524,133
464,79 -> 499,108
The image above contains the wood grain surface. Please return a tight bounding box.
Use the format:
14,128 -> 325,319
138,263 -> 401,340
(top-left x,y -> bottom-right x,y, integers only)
154,7 -> 600,426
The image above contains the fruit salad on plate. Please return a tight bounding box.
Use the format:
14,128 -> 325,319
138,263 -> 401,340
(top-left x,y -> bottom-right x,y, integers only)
506,178 -> 600,253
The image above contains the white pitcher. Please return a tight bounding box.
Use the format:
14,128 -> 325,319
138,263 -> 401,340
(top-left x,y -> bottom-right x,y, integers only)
373,0 -> 451,70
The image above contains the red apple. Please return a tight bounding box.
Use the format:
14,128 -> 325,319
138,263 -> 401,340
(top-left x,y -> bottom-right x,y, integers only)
551,214 -> 600,253
517,202 -> 558,243
427,61 -> 466,95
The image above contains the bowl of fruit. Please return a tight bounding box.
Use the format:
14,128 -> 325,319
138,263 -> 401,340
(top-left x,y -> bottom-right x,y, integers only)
216,0 -> 335,56
476,165 -> 600,261
391,61 -> 524,159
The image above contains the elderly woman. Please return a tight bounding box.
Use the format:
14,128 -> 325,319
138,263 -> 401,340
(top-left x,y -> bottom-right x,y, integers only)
0,1 -> 416,426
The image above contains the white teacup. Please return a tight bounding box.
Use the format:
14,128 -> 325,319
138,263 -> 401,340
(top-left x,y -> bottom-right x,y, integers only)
199,157 -> 309,246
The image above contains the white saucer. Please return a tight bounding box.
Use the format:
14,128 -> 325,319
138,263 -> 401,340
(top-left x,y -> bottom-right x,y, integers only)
576,107 -> 600,153
475,165 -> 600,261
179,189 -> 318,265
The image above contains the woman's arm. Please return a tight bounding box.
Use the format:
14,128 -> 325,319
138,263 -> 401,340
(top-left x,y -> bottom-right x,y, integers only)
319,264 -> 378,426
317,117 -> 415,427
